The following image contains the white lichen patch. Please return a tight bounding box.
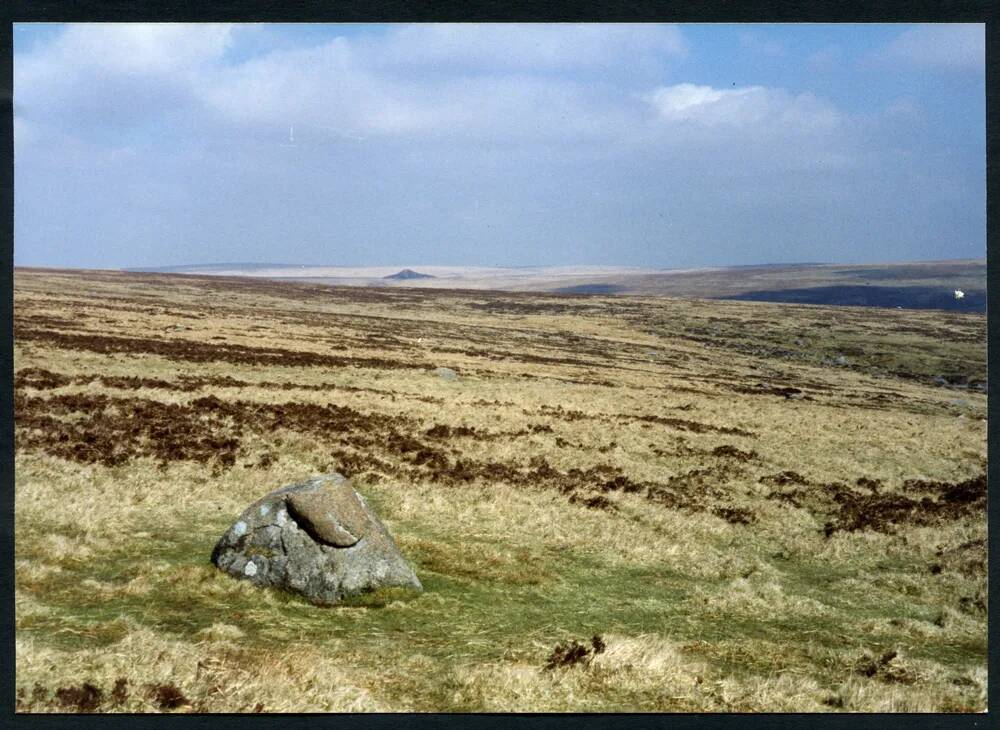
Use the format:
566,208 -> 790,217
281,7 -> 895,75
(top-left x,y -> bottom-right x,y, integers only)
244,561 -> 257,577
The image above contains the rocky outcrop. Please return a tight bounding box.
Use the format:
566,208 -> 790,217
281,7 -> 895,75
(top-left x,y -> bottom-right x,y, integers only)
432,367 -> 459,381
211,473 -> 422,605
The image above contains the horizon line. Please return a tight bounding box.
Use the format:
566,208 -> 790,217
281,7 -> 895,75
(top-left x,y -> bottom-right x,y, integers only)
12,256 -> 988,274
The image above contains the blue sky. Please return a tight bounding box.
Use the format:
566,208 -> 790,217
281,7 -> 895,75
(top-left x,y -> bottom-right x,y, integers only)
13,23 -> 985,269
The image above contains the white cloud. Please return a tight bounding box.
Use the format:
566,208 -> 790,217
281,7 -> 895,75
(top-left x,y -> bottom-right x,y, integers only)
363,23 -> 688,71
15,23 -> 233,131
19,23 -> 232,77
880,24 -> 984,71
194,41 -> 625,141
644,83 -> 841,134
13,25 -> 850,157
14,24 -> 664,144
646,83 -> 738,120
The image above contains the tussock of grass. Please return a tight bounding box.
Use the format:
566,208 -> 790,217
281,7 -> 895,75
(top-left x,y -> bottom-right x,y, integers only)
16,626 -> 389,713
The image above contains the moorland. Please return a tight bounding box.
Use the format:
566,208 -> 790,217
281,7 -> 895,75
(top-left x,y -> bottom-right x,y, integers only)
139,258 -> 987,312
13,267 -> 987,712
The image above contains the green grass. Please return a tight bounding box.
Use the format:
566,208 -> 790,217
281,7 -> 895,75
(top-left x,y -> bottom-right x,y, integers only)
18,500 -> 984,691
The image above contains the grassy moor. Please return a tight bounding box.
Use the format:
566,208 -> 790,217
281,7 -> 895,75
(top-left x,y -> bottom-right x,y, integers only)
13,267 -> 987,713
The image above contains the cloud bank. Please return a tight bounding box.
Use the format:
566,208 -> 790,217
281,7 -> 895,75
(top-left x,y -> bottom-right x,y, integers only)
880,23 -> 984,71
13,23 -> 985,269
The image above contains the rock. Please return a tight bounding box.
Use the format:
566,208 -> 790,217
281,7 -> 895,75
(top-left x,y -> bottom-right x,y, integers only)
833,355 -> 849,366
432,367 -> 459,381
211,473 -> 422,605
286,483 -> 369,547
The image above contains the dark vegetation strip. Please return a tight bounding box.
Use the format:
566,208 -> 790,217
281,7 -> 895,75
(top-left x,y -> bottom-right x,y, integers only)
821,474 -> 987,536
14,388 -> 983,534
429,344 -> 622,369
18,678 -> 197,713
520,405 -> 757,437
14,390 -> 752,524
761,472 -> 987,535
14,367 -> 445,404
14,391 -> 412,470
14,328 -> 429,371
424,423 -> 553,441
629,414 -> 756,438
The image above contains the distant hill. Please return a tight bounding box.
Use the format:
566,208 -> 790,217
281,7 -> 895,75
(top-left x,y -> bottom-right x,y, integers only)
384,269 -> 435,280
720,284 -> 985,312
127,262 -> 298,273
115,258 -> 986,313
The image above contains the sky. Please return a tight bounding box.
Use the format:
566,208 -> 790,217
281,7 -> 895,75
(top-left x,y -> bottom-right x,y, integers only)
13,23 -> 986,270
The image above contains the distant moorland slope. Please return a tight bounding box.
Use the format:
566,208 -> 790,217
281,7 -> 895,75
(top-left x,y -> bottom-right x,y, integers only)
129,259 -> 986,312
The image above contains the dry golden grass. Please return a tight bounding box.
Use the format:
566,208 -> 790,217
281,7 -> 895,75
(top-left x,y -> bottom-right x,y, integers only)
13,268 -> 987,713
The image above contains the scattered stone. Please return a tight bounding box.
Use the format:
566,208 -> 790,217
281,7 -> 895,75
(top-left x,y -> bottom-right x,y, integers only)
432,367 -> 459,381
211,473 -> 422,605
833,355 -> 849,366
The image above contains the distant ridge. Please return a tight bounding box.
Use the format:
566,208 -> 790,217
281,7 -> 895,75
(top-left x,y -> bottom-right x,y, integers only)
108,259 -> 985,312
126,262 -> 297,273
385,269 -> 435,280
